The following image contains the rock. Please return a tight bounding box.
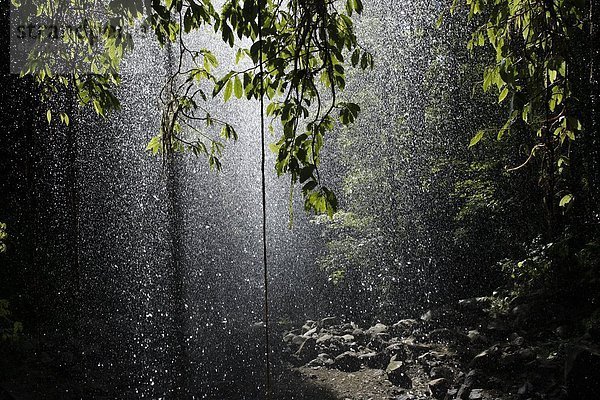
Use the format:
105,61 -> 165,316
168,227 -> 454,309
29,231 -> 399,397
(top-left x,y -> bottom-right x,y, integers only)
470,346 -> 501,370
334,351 -> 362,372
320,316 -> 337,328
386,356 -> 412,388
351,328 -> 366,341
368,333 -> 391,351
467,330 -> 488,345
302,320 -> 317,334
430,365 -> 454,381
366,323 -> 389,336
518,381 -> 534,396
458,297 -> 492,311
428,378 -> 450,399
392,319 -> 419,336
295,337 -> 318,364
401,337 -> 431,359
457,370 -> 485,399
306,353 -> 334,368
316,333 -> 333,344
341,334 -> 355,342
359,351 -> 388,369
304,326 -> 318,337
565,347 -> 600,400
468,389 -> 484,400
384,343 -> 407,360
500,348 -> 536,368
510,334 -> 525,346
427,328 -> 469,345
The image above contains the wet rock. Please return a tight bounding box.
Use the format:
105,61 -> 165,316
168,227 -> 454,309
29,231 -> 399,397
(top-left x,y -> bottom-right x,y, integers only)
316,333 -> 333,344
565,347 -> 600,400
368,333 -> 391,351
430,365 -> 454,381
295,336 -> 318,364
386,356 -> 412,388
366,323 -> 389,336
458,297 -> 493,311
468,388 -> 485,399
306,353 -> 334,368
428,378 -> 450,399
427,328 -> 469,345
320,316 -> 337,328
457,370 -> 486,399
341,334 -> 355,342
470,346 -> 501,370
334,351 -> 362,372
401,337 -> 431,359
302,320 -> 317,334
384,343 -> 407,360
359,351 -> 388,369
467,330 -> 488,345
392,319 -> 419,336
500,348 -> 536,368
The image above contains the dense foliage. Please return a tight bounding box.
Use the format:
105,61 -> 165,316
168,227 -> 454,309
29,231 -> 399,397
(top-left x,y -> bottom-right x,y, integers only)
15,0 -> 376,215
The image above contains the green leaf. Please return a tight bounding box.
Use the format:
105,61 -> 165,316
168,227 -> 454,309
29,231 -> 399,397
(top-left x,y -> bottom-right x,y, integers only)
469,130 -> 484,147
233,75 -> 243,99
46,110 -> 52,123
498,87 -> 509,103
559,194 -> 573,207
224,79 -> 233,102
436,13 -> 444,29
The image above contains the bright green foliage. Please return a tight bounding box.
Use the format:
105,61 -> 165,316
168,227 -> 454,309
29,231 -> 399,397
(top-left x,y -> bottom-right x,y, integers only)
15,0 -> 374,216
451,0 -> 587,213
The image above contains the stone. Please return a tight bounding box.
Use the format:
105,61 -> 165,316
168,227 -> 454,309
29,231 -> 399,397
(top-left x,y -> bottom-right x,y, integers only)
320,316 -> 337,328
306,353 -> 334,368
302,320 -> 317,334
316,333 -> 333,344
427,328 -> 469,345
470,346 -> 501,370
457,370 -> 485,400
366,323 -> 389,336
295,337 -> 318,364
458,296 -> 492,311
341,334 -> 355,342
392,319 -> 419,336
334,351 -> 362,372
467,330 -> 488,345
430,365 -> 454,381
468,389 -> 484,400
359,351 -> 388,369
386,356 -> 412,388
428,378 -> 450,399
385,343 -> 407,360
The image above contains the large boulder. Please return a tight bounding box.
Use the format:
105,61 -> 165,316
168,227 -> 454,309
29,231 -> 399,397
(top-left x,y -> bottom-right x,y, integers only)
366,323 -> 389,336
358,351 -> 388,369
386,356 -> 412,388
294,336 -> 318,365
428,378 -> 450,400
334,351 -> 362,372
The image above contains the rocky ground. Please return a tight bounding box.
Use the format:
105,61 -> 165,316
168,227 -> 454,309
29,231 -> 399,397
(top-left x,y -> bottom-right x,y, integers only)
277,289 -> 600,400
